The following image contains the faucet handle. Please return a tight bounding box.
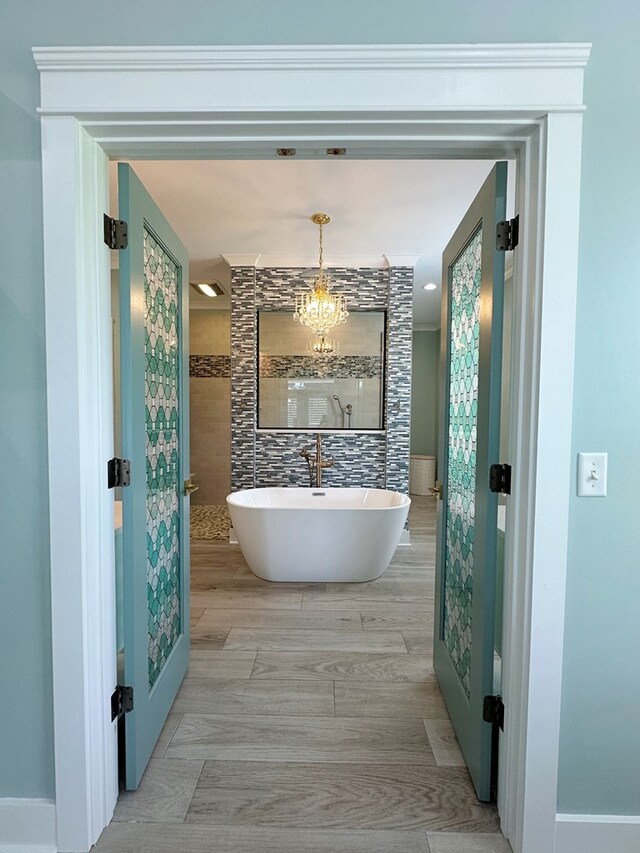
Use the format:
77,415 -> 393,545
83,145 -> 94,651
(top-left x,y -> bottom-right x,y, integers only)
322,456 -> 335,469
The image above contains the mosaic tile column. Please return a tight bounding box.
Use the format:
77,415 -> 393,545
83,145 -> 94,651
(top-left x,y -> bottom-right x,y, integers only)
385,266 -> 414,494
230,266 -> 257,491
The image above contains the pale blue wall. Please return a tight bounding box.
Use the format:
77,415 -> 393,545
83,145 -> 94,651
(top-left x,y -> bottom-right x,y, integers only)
411,331 -> 439,459
1,0 -> 639,814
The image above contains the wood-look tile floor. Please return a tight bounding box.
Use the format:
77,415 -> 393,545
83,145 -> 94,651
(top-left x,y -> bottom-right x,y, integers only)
94,496 -> 511,853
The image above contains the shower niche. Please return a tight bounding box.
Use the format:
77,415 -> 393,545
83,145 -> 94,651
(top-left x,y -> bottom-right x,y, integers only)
257,310 -> 386,430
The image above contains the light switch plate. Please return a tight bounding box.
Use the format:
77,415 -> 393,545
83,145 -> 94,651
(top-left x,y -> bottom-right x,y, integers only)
577,452 -> 607,497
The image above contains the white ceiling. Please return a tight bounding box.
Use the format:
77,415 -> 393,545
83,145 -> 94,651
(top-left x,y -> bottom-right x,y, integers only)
110,158 -> 511,326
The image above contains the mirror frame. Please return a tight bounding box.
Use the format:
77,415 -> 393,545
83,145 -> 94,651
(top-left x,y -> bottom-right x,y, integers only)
256,309 -> 387,431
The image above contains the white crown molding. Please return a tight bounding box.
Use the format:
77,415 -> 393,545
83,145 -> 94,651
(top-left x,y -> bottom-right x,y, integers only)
258,255 -> 387,270
221,253 -> 261,268
222,254 -> 389,269
32,43 -> 592,72
384,254 -> 422,269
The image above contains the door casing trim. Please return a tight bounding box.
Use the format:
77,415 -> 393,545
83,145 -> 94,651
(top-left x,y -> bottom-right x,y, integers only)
34,42 -> 590,853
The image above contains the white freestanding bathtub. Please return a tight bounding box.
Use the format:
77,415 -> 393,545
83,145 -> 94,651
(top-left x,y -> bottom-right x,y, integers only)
226,487 -> 411,582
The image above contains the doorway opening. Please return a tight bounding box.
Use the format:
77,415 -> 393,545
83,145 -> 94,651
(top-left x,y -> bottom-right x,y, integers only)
105,156 -> 516,848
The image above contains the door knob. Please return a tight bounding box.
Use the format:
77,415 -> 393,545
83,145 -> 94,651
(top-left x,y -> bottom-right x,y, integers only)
429,481 -> 443,499
184,474 -> 199,496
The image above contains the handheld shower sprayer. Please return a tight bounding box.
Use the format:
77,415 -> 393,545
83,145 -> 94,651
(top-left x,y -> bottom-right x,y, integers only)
333,394 -> 352,429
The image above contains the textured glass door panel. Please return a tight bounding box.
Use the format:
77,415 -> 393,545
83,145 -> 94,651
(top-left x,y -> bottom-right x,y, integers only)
434,162 -> 507,801
144,228 -> 181,688
443,227 -> 482,697
119,164 -> 190,790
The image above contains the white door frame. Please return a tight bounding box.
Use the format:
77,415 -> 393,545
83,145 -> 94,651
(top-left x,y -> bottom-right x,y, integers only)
34,43 -> 589,853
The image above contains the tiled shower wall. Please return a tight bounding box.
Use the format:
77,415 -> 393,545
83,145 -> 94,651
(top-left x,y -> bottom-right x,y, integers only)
189,310 -> 231,504
230,265 -> 413,492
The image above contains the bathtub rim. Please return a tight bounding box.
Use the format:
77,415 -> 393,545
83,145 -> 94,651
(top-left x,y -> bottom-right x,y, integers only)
226,486 -> 412,512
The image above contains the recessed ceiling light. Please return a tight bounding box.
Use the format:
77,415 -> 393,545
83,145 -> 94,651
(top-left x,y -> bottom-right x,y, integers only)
191,281 -> 224,298
422,282 -> 438,291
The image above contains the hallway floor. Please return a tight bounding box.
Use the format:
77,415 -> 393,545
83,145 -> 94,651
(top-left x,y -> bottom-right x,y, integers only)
94,496 -> 510,853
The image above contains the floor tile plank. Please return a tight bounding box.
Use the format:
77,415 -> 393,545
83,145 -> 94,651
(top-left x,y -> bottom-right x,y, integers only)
302,593 -> 434,611
197,608 -> 361,631
423,720 -> 466,766
172,679 -> 334,716
186,761 -> 499,832
113,759 -> 203,823
250,652 -> 434,683
224,629 -> 407,653
187,651 -> 257,679
402,632 -> 435,655
361,610 -> 433,632
166,714 -> 435,764
335,682 -> 447,718
151,712 -> 183,759
93,823 -> 431,853
190,627 -> 230,649
192,590 -> 303,610
427,832 -> 512,852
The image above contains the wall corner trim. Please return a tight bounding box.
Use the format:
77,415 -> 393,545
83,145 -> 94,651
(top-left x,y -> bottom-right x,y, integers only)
0,798 -> 57,853
555,813 -> 640,853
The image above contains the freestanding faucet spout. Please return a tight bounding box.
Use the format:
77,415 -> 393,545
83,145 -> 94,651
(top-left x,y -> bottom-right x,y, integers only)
315,433 -> 334,488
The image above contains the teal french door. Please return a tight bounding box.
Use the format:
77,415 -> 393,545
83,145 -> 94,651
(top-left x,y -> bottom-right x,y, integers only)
434,161 -> 508,801
119,163 -> 191,789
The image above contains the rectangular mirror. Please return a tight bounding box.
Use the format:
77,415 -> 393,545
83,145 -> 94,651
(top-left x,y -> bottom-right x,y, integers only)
258,311 -> 385,430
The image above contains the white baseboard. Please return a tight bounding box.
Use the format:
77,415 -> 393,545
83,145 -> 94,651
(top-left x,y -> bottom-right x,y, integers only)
0,798 -> 56,853
556,814 -> 640,853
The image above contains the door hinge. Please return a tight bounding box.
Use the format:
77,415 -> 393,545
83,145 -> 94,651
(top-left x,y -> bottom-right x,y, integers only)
496,215 -> 519,251
110,685 -> 134,721
483,694 -> 505,730
108,457 -> 131,489
103,213 -> 128,250
489,463 -> 511,495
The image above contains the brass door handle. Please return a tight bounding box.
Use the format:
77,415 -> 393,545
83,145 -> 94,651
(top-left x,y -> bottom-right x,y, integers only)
184,474 -> 199,496
429,481 -> 443,499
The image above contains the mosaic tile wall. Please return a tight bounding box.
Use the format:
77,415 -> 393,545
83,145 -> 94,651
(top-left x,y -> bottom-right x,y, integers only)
443,228 -> 482,697
386,267 -> 414,493
230,265 -> 412,494
255,432 -> 386,488
256,267 -> 389,312
230,267 -> 257,491
189,354 -> 231,378
259,354 -> 381,379
143,228 -> 181,689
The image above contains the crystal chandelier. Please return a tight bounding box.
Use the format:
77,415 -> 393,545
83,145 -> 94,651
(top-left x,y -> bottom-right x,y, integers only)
308,334 -> 338,355
293,213 -> 349,336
